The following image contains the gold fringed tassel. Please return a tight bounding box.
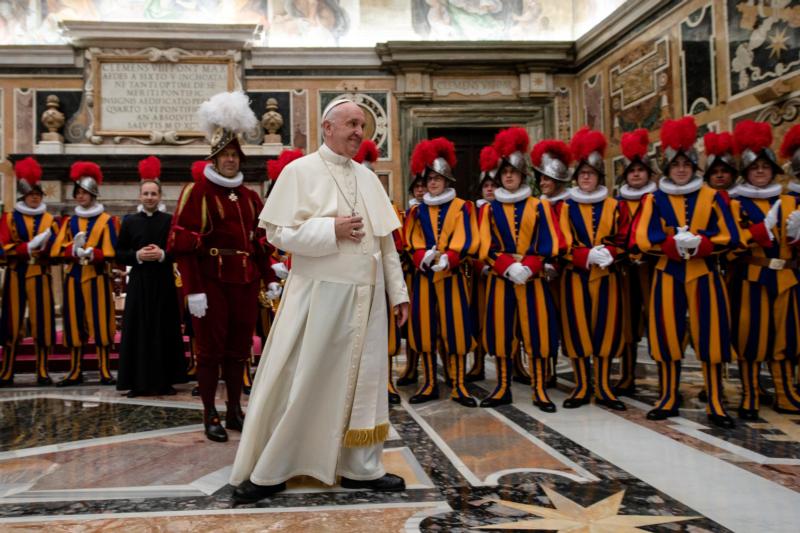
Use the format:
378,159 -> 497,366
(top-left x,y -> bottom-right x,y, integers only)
343,423 -> 390,448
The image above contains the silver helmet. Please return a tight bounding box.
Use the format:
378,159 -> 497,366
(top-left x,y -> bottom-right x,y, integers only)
428,156 -> 456,183
740,146 -> 782,175
74,176 -> 99,197
790,146 -> 800,178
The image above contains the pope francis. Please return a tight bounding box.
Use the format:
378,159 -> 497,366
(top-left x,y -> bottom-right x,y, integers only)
230,100 -> 410,504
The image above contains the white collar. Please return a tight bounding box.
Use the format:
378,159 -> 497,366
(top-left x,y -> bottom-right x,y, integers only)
319,142 -> 352,166
15,201 -> 47,216
74,203 -> 104,218
734,181 -> 783,200
494,185 -> 532,204
408,198 -> 420,208
137,203 -> 166,215
423,188 -> 456,206
619,181 -> 656,200
204,164 -> 243,188
476,198 -> 489,208
541,189 -> 569,203
787,179 -> 800,194
658,176 -> 703,195
568,185 -> 608,204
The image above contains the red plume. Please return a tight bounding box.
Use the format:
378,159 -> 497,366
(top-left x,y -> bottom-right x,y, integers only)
493,127 -> 530,157
703,131 -> 734,157
660,116 -> 698,151
570,126 -> 607,161
410,140 -> 432,176
531,140 -> 572,168
191,160 -> 211,183
69,161 -> 103,184
354,140 -> 379,164
734,120 -> 773,155
479,145 -> 500,173
429,137 -> 457,168
267,148 -> 304,181
13,157 -> 42,185
621,129 -> 649,161
779,124 -> 800,159
138,155 -> 161,181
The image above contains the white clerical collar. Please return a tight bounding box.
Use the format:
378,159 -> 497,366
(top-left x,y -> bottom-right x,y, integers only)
15,201 -> 47,216
734,181 -> 783,199
137,203 -> 166,216
319,142 -> 352,166
619,181 -> 656,200
423,188 -> 456,206
541,189 -> 569,203
204,164 -> 243,188
788,179 -> 800,194
495,185 -> 532,204
75,203 -> 104,218
476,198 -> 489,208
408,198 -> 420,208
659,176 -> 703,195
568,185 -> 608,204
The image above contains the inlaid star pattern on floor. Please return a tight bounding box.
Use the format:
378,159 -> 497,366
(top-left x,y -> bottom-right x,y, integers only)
477,485 -> 700,532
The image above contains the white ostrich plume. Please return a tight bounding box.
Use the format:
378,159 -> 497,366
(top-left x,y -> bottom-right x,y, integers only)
197,91 -> 258,140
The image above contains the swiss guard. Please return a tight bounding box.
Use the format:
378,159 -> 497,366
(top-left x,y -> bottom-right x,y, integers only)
703,131 -> 739,201
168,91 -> 276,443
0,157 -> 58,386
51,161 -> 120,387
780,124 -> 800,197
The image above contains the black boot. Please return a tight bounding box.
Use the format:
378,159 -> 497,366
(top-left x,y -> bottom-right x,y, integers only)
341,473 -> 405,492
388,391 -> 401,404
232,480 -> 286,505
56,374 -> 84,387
225,403 -> 245,432
204,407 -> 228,442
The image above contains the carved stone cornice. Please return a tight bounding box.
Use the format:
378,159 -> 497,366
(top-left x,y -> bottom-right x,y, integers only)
0,45 -> 79,68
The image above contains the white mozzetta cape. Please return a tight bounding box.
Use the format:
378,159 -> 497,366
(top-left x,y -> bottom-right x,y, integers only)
230,143 -> 408,486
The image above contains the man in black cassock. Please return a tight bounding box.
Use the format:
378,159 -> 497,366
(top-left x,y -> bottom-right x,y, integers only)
116,156 -> 187,396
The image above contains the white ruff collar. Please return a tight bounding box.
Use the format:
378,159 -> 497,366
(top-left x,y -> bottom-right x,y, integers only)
659,176 -> 703,195
319,142 -> 352,166
15,201 -> 47,216
788,180 -> 800,194
568,185 -> 608,204
75,203 -> 104,218
204,165 -> 243,188
476,198 -> 489,208
495,185 -> 532,204
735,181 -> 783,199
138,203 -> 167,215
619,181 -> 656,200
408,198 -> 420,208
541,189 -> 569,203
423,188 -> 456,206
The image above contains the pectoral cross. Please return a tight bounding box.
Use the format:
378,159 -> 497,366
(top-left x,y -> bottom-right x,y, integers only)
228,191 -> 238,202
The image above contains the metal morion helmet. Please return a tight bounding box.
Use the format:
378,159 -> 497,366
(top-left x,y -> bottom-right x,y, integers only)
353,139 -> 379,171
734,120 -> 782,175
197,91 -> 258,161
619,128 -> 655,183
531,139 -> 572,183
570,126 -> 607,178
412,137 -> 457,182
702,131 -> 737,179
14,156 -> 44,199
478,145 -> 501,186
493,127 -> 530,177
70,161 -> 103,197
660,116 -> 700,172
779,124 -> 800,178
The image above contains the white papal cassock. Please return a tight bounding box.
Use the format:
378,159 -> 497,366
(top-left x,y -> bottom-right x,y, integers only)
230,143 -> 408,486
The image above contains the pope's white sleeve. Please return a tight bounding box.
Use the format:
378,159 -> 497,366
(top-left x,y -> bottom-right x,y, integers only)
265,218 -> 339,257
380,235 -> 409,307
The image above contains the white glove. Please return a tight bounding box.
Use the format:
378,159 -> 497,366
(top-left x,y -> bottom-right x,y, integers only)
544,263 -> 558,279
763,200 -> 781,242
481,264 -> 490,276
587,245 -> 613,268
73,231 -> 87,250
187,293 -> 208,318
28,228 -> 52,252
786,210 -> 800,242
265,281 -> 282,300
504,262 -> 531,285
75,246 -> 94,262
421,248 -> 438,270
674,226 -> 702,259
271,262 -> 289,280
431,254 -> 450,272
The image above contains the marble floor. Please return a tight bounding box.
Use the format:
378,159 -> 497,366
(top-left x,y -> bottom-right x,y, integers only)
1,348 -> 800,532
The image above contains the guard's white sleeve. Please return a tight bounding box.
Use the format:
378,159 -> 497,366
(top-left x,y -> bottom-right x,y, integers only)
265,218 -> 339,258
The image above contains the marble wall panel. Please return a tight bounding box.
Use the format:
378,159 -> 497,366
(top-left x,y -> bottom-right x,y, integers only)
291,89 -> 308,150
582,73 -> 603,132
554,86 -> 572,142
13,89 -> 34,153
34,90 -> 82,144
681,3 -> 716,114
245,91 -> 292,146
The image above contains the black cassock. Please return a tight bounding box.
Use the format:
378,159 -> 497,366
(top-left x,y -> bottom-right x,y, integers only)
116,210 -> 187,394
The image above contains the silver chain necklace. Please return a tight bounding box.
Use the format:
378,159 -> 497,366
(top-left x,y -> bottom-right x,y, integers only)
319,153 -> 359,216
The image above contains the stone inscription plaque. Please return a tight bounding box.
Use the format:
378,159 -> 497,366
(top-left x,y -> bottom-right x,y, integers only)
98,61 -> 230,135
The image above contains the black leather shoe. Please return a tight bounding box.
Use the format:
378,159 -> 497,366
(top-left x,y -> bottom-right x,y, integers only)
37,376 -> 53,386
773,405 -> 800,415
596,398 -> 627,411
341,473 -> 405,492
56,374 -> 83,387
646,407 -> 679,420
191,386 -> 200,396
512,375 -> 532,385
388,392 -> 401,405
534,400 -> 556,413
0,378 -> 13,388
452,396 -> 478,408
480,395 -> 512,408
465,371 -> 485,383
225,403 -> 245,432
100,377 -> 117,386
395,374 -> 418,386
737,407 -> 759,421
562,396 -> 591,409
408,391 -> 439,404
126,390 -> 140,398
232,480 -> 286,505
708,413 -> 735,429
158,386 -> 178,396
204,408 -> 228,442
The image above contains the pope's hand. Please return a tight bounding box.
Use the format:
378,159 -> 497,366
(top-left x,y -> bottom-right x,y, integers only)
421,248 -> 437,270
265,281 -> 282,300
73,231 -> 87,250
187,293 -> 208,318
786,210 -> 800,242
431,253 -> 449,272
335,216 -> 364,242
271,262 -> 290,280
28,228 -> 52,252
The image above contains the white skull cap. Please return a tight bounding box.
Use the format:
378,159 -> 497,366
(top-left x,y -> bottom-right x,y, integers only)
322,98 -> 355,121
